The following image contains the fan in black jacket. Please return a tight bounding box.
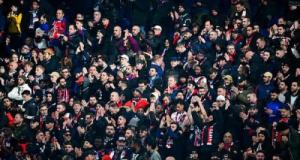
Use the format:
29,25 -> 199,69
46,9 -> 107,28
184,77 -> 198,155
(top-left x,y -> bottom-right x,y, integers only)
22,90 -> 38,121
191,103 -> 224,160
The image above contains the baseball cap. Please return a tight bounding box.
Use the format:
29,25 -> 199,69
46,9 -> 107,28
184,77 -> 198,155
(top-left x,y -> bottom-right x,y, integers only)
153,25 -> 162,31
216,95 -> 226,101
223,75 -> 233,82
49,72 -> 60,78
120,54 -> 129,61
117,136 -> 126,142
150,92 -> 159,100
35,28 -> 45,35
263,72 -> 273,78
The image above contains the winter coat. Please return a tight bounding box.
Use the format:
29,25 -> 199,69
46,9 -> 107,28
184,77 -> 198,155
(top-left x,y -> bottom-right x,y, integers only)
23,98 -> 38,120
8,84 -> 32,101
7,13 -> 22,34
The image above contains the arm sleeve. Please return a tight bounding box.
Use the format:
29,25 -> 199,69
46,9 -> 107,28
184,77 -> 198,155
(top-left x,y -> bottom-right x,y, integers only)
16,14 -> 22,24
191,111 -> 203,127
128,36 -> 140,52
8,87 -> 22,101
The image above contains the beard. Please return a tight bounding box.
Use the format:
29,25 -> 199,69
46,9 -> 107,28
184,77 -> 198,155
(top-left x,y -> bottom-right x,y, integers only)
35,36 -> 43,42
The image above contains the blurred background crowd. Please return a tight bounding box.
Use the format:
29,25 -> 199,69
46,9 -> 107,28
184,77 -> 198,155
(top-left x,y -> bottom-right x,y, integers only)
0,0 -> 300,159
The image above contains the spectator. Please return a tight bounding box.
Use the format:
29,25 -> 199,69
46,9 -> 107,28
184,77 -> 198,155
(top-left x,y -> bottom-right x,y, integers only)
285,81 -> 300,110
8,75 -> 32,101
22,1 -> 43,38
0,1 -> 299,159
276,122 -> 300,160
11,113 -> 31,146
56,77 -> 70,104
7,4 -> 22,49
215,131 -> 242,159
256,72 -> 275,101
146,137 -> 162,160
41,48 -> 59,74
22,90 -> 38,120
49,8 -> 66,41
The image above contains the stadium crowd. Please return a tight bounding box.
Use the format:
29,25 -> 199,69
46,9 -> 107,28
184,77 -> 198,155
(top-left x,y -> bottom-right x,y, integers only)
0,0 -> 300,159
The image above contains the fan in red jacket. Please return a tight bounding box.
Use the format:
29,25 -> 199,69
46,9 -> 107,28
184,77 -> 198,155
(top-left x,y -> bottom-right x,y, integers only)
124,88 -> 149,112
49,9 -> 66,40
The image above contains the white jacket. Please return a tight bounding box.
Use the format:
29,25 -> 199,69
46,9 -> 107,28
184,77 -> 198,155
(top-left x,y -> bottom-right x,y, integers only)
8,84 -> 32,101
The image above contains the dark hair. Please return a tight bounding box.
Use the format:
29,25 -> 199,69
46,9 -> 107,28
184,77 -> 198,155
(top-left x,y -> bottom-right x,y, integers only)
73,100 -> 81,105
175,99 -> 185,106
145,136 -> 157,149
21,90 -> 31,96
256,150 -> 265,155
138,78 -> 148,84
257,36 -> 266,42
132,138 -> 142,146
235,1 -> 244,6
56,8 -> 64,13
64,141 -> 73,146
68,24 -> 77,30
188,80 -> 197,87
39,103 -> 48,108
85,112 -> 94,118
277,24 -> 285,28
35,130 -> 44,136
75,20 -> 84,24
15,113 -> 24,119
57,102 -> 66,108
106,123 -> 115,129
270,89 -> 280,94
246,25 -> 254,30
32,0 -> 40,4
